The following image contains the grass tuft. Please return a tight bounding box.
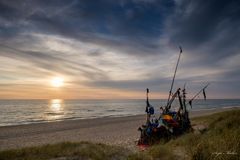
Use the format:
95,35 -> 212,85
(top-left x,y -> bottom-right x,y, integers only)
183,110 -> 240,160
0,142 -> 129,160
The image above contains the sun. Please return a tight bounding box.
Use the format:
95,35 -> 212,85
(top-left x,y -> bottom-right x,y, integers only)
51,77 -> 64,87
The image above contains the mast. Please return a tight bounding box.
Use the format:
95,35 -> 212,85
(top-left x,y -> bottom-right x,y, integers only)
182,83 -> 187,113
166,46 -> 182,108
145,88 -> 150,112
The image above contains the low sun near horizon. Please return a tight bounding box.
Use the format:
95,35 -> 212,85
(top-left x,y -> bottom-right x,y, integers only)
51,77 -> 64,88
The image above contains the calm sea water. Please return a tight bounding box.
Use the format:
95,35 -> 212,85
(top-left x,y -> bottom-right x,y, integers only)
0,99 -> 240,127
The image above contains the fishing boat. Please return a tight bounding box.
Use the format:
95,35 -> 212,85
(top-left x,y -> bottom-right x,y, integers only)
137,47 -> 209,146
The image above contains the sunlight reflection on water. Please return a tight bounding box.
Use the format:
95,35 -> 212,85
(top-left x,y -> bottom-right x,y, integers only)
45,99 -> 64,121
51,99 -> 62,112
1,99 -> 240,126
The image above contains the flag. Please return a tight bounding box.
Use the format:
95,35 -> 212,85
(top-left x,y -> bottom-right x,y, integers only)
203,89 -> 206,100
189,100 -> 192,108
179,46 -> 182,53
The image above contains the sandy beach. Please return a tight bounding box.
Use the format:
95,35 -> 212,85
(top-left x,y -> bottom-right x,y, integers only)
0,107 -> 238,151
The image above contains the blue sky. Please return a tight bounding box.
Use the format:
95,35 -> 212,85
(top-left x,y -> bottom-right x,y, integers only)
0,0 -> 240,99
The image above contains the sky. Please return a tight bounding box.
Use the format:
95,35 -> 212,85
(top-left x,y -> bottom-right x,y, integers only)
0,0 -> 240,99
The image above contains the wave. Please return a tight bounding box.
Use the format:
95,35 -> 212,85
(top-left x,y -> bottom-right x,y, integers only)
44,112 -> 64,116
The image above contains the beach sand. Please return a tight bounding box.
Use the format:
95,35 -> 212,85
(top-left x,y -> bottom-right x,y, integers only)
0,107 -> 237,151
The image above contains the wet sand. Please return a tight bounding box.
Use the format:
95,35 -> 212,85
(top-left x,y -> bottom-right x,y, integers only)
0,107 -> 238,151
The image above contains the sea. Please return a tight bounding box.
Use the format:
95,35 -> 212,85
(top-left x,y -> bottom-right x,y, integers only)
0,99 -> 240,127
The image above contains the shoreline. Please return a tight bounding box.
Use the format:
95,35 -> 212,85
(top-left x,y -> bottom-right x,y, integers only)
0,107 -> 239,151
1,106 -> 239,128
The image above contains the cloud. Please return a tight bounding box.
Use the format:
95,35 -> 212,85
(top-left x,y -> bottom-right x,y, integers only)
0,0 -> 177,56
166,0 -> 240,63
0,0 -> 240,98
0,39 -> 110,82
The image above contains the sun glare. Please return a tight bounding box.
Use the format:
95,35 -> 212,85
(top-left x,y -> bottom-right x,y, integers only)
51,77 -> 64,87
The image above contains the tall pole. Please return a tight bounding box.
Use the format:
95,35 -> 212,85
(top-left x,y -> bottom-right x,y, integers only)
166,46 -> 183,108
182,82 -> 187,113
145,88 -> 150,112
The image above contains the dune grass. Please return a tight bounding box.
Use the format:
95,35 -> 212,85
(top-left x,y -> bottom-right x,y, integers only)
0,110 -> 239,160
167,109 -> 240,160
0,142 -> 131,160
